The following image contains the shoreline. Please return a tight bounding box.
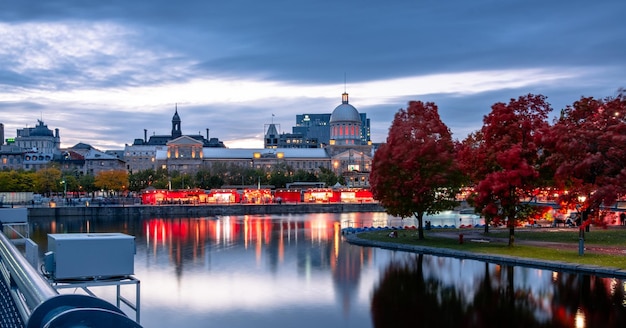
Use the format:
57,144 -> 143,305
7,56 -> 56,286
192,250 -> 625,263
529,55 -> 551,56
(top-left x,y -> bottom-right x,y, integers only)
344,232 -> 626,279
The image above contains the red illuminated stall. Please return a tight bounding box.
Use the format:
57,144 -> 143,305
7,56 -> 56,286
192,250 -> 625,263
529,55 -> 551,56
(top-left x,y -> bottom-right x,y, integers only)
274,189 -> 302,203
206,189 -> 240,203
141,189 -> 208,205
243,188 -> 273,204
303,188 -> 340,203
339,189 -> 374,203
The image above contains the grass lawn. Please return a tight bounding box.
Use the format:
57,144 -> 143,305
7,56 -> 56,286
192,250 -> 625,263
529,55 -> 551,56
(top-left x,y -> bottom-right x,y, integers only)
488,227 -> 626,247
356,228 -> 626,270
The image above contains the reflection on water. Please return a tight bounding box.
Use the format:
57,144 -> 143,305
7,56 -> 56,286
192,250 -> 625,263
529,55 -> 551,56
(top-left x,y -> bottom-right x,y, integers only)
28,212 -> 626,328
372,254 -> 626,327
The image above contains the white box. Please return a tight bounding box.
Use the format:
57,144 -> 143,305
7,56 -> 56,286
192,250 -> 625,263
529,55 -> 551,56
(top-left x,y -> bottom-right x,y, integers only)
47,233 -> 135,280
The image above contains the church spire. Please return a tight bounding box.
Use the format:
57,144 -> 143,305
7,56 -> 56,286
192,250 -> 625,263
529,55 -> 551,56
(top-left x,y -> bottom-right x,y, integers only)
172,104 -> 182,138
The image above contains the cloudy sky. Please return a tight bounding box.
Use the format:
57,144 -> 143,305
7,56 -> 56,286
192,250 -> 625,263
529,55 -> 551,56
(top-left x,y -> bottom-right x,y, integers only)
0,1 -> 624,150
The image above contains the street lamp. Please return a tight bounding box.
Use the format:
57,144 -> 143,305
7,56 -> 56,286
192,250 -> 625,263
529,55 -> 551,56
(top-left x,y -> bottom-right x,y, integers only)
577,195 -> 587,256
60,179 -> 67,205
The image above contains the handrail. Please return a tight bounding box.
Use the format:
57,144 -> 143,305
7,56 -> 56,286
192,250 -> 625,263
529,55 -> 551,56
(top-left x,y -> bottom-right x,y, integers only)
0,231 -> 143,327
0,230 -> 57,321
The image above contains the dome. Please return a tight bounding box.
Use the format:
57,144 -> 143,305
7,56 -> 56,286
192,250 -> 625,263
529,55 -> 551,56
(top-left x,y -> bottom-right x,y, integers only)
329,93 -> 361,123
30,120 -> 54,137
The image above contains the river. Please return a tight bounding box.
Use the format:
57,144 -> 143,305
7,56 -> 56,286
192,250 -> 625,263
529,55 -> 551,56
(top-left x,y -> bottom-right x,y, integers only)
26,212 -> 626,328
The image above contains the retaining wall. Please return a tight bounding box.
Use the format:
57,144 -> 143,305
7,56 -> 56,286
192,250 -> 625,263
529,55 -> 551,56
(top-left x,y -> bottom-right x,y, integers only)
27,203 -> 385,220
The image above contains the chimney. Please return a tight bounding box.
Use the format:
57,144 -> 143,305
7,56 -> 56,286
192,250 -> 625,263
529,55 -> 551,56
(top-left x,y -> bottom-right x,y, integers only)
206,128 -> 210,140
144,129 -> 147,143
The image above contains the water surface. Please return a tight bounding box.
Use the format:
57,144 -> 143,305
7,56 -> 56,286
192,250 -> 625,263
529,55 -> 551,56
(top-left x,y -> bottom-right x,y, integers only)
28,212 -> 626,328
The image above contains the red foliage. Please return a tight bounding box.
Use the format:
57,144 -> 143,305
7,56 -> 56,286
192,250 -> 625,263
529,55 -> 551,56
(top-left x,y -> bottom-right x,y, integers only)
458,94 -> 552,244
370,101 -> 461,238
541,91 -> 626,213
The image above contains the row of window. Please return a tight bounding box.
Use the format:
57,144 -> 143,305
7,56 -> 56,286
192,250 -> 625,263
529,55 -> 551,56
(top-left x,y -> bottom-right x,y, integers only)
24,155 -> 52,161
1,157 -> 21,164
332,124 -> 360,137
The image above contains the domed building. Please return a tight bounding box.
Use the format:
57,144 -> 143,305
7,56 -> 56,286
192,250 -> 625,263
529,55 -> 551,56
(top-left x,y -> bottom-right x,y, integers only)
330,92 -> 363,146
327,92 -> 372,187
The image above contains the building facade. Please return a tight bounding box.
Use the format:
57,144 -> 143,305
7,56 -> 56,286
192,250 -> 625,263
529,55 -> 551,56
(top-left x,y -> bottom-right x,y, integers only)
263,93 -> 370,149
124,108 -> 225,173
0,119 -> 62,171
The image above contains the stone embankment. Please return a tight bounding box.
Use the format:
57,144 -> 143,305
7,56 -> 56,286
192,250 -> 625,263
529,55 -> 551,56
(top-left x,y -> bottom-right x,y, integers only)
27,202 -> 385,220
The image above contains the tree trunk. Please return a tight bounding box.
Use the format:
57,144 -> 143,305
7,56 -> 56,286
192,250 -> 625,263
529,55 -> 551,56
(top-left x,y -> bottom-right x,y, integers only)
508,226 -> 515,247
507,213 -> 515,247
415,212 -> 425,240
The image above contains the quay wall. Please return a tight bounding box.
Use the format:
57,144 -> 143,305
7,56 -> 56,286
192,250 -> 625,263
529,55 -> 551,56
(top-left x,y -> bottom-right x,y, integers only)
27,203 -> 386,220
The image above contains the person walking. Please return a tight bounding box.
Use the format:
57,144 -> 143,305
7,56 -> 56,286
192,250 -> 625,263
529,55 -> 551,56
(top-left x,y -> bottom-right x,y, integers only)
620,212 -> 626,226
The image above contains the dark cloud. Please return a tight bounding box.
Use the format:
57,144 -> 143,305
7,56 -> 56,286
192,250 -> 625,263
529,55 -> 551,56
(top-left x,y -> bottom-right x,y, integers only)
0,0 -> 624,149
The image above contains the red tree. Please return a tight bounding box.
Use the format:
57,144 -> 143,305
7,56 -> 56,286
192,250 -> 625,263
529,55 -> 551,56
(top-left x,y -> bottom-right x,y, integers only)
369,101 -> 462,239
541,90 -> 626,229
455,131 -> 499,233
465,94 -> 551,246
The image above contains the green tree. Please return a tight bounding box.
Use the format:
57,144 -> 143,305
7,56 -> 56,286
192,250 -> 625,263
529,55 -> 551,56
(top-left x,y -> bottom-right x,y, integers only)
268,163 -> 292,188
61,174 -> 79,196
318,167 -> 340,187
128,169 -> 159,191
369,101 -> 462,239
79,174 -> 96,195
293,169 -> 317,182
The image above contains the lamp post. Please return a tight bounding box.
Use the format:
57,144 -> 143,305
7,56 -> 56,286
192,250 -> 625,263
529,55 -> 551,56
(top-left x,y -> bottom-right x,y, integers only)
60,179 -> 67,206
578,195 -> 587,256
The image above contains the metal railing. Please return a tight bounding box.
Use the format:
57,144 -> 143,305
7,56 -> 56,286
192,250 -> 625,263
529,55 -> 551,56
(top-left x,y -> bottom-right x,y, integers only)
0,231 -> 142,328
0,230 -> 57,322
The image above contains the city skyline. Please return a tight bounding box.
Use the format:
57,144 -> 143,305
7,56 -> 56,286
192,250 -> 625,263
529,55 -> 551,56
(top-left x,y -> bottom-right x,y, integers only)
1,1 -> 624,150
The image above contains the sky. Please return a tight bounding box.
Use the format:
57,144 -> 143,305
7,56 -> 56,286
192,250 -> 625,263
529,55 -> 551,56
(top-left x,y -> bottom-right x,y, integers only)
0,1 -> 624,150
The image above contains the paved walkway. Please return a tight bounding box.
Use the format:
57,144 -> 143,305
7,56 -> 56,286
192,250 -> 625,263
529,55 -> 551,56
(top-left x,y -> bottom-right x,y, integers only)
344,227 -> 626,279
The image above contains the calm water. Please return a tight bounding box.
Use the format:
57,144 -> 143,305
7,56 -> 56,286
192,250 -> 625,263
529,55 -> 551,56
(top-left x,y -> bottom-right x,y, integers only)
27,212 -> 626,328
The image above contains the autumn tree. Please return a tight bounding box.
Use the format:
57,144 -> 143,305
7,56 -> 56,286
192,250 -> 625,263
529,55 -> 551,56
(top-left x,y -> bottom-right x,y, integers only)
456,131 -> 496,232
468,94 -> 551,246
541,90 -> 626,230
94,170 -> 129,196
370,101 -> 462,239
34,167 -> 62,195
0,170 -> 35,192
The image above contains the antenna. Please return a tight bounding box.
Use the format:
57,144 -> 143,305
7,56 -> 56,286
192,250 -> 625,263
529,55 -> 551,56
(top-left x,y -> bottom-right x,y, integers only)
344,73 -> 347,93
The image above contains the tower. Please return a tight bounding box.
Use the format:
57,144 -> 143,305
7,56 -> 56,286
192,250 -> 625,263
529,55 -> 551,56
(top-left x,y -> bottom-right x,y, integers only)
172,106 -> 182,139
